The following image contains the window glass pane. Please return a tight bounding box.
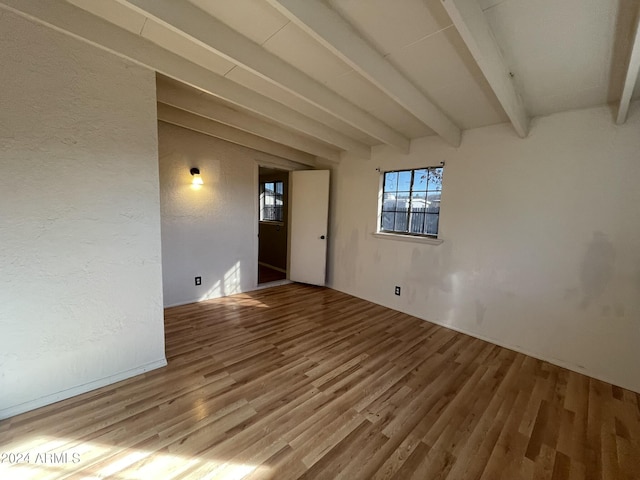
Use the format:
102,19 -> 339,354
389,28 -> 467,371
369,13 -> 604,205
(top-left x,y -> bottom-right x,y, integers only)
427,191 -> 441,213
382,193 -> 397,211
384,172 -> 398,192
425,214 -> 439,235
409,192 -> 426,234
265,193 -> 274,206
395,192 -> 410,211
398,170 -> 412,191
428,168 -> 443,191
381,211 -> 394,231
408,211 -> 425,234
260,181 -> 285,222
394,208 -> 408,231
412,169 -> 428,191
411,191 -> 426,209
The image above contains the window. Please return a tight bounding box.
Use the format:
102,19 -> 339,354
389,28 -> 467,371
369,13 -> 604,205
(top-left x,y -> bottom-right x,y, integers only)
260,181 -> 284,222
380,167 -> 443,237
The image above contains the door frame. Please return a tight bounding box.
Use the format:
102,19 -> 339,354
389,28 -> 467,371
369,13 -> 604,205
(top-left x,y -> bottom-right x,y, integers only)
253,160 -> 297,289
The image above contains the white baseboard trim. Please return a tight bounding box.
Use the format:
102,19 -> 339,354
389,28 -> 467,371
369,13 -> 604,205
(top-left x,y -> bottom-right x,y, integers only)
164,299 -> 199,308
0,358 -> 167,420
250,279 -> 292,290
258,261 -> 287,273
163,281 -> 293,308
327,283 -> 639,394
418,318 -> 637,393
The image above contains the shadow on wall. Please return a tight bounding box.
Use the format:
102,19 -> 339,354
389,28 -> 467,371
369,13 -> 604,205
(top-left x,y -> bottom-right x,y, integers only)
339,229 -> 360,288
579,231 -> 615,309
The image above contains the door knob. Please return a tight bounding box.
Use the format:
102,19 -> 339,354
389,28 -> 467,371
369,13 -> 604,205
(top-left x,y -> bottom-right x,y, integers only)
320,235 -> 326,239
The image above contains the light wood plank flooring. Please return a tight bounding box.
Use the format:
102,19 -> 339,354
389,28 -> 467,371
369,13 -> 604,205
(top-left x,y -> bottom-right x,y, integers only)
258,264 -> 286,284
1,284 -> 639,479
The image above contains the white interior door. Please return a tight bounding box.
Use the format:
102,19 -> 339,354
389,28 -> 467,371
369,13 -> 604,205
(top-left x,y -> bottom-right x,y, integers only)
289,170 -> 330,286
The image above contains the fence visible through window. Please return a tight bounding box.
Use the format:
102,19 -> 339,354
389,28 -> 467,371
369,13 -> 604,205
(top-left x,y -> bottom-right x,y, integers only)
380,167 -> 442,237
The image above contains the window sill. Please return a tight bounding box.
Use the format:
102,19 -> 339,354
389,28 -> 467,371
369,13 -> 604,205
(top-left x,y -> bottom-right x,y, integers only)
371,232 -> 443,245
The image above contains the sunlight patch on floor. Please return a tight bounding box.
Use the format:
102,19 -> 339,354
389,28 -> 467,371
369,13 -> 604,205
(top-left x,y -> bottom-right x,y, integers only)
0,435 -> 269,479
228,294 -> 270,308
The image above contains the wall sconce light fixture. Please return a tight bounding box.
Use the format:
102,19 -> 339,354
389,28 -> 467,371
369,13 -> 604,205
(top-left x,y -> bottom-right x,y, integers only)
190,167 -> 203,186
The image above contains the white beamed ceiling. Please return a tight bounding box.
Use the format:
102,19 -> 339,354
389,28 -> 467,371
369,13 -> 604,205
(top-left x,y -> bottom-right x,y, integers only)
482,0 -> 622,116
38,0 -> 640,160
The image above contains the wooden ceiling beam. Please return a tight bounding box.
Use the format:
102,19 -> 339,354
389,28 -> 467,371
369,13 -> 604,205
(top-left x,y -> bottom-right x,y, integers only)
441,0 -> 529,138
157,79 -> 341,162
265,0 -> 462,147
120,0 -> 410,152
616,11 -> 640,124
158,104 -> 318,167
0,0 -> 371,158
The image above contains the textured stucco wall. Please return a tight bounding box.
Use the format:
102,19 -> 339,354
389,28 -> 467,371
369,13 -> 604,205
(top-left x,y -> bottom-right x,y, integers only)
159,123 -> 316,306
159,122 -> 259,307
0,11 -> 166,418
328,102 -> 640,393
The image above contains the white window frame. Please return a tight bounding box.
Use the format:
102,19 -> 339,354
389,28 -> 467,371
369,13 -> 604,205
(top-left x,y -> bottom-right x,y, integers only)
259,180 -> 285,224
374,165 -> 444,245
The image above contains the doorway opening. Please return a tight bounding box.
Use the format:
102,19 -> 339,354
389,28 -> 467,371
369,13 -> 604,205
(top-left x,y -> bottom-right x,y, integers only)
258,166 -> 288,285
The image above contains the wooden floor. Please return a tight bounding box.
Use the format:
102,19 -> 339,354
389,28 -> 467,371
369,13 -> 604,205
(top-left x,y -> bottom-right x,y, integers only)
258,264 -> 286,284
1,285 -> 639,479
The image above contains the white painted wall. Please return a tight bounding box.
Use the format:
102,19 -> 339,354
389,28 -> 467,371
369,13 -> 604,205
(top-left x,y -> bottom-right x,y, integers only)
328,102 -> 640,393
159,122 -> 302,307
0,12 -> 166,419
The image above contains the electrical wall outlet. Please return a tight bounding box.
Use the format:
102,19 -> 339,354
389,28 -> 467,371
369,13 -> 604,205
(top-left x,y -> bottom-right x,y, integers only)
395,286 -> 401,296
195,276 -> 202,286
